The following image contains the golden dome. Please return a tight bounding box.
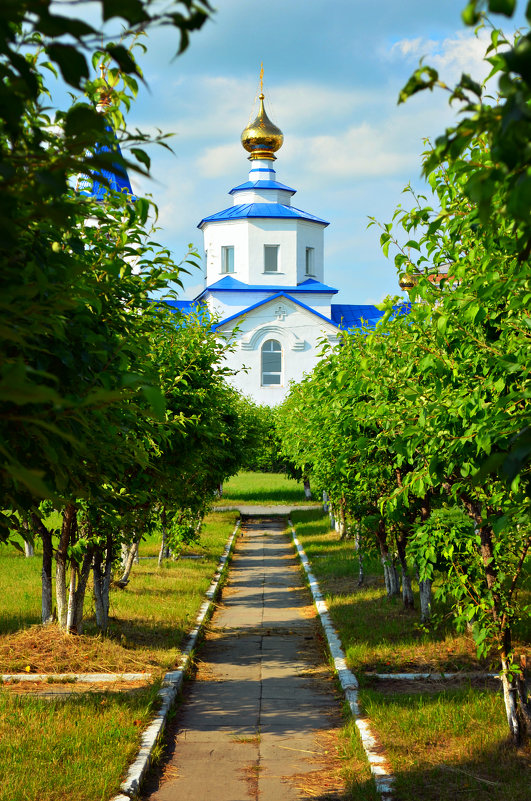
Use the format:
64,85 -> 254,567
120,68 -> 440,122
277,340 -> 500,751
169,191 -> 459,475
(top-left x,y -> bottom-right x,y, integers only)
241,93 -> 284,160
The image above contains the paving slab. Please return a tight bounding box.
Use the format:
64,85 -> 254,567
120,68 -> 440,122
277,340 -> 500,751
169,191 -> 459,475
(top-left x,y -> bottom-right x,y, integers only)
143,516 -> 344,801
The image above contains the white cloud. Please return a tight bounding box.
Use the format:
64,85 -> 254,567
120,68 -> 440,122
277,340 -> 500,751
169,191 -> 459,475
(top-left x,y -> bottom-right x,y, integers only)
390,29 -> 492,85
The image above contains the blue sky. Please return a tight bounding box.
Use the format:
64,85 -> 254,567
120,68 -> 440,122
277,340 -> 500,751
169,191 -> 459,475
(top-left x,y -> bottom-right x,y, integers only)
73,1 -> 526,304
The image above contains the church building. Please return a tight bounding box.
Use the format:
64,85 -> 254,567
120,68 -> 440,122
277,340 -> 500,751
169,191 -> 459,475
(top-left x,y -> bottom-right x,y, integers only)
172,91 -> 390,406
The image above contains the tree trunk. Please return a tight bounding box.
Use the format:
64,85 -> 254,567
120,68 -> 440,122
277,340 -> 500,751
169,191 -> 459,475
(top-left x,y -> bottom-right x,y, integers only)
376,519 -> 400,597
93,533 -> 113,631
158,508 -> 170,567
73,545 -> 94,634
24,540 -> 34,557
396,531 -> 414,610
32,514 -> 53,624
354,525 -> 364,586
303,475 -> 312,500
66,563 -> 77,633
56,504 -> 76,629
322,490 -> 329,512
338,496 -> 347,539
118,541 -> 139,586
418,577 -> 432,622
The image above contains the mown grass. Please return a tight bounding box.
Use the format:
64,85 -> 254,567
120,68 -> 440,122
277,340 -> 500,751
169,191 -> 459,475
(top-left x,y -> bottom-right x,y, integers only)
0,510 -> 238,671
290,508 -> 530,801
215,470 -> 319,506
361,685 -> 530,801
0,684 -> 160,801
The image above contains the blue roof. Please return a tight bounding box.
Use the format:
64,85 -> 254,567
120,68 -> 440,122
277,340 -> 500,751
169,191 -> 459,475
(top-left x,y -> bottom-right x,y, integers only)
212,292 -> 339,331
198,202 -> 329,228
77,124 -> 134,201
197,276 -> 338,299
164,300 -> 197,315
229,180 -> 296,195
331,303 -> 410,330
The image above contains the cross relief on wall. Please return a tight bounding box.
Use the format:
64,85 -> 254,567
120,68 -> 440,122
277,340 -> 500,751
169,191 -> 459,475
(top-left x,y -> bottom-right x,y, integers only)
273,304 -> 287,321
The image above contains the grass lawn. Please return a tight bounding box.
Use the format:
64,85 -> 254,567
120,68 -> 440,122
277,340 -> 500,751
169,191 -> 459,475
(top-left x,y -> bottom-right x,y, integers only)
0,684 -> 161,801
215,470 -> 320,506
0,510 -> 238,801
290,508 -> 530,801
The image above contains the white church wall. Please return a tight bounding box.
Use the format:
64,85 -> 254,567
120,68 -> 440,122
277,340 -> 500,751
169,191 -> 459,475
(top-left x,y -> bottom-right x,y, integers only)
231,188 -> 293,205
247,220 -> 298,286
203,219 -> 250,285
296,221 -> 324,284
215,298 -> 338,406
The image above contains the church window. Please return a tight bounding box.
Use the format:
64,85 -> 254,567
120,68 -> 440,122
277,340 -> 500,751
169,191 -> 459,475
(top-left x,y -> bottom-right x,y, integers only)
221,246 -> 234,273
305,247 -> 315,275
264,245 -> 279,272
261,339 -> 282,386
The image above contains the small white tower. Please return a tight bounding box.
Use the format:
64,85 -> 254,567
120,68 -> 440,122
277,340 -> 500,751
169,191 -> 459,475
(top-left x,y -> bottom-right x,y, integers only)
198,92 -> 328,297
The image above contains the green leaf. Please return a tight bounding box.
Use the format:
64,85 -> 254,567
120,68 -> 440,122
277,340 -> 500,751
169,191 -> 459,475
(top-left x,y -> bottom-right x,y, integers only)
46,44 -> 89,87
462,3 -> 482,25
142,385 -> 166,420
131,148 -> 151,170
64,105 -> 106,138
106,45 -> 139,75
8,466 -> 51,498
488,0 -> 516,16
102,0 -> 149,24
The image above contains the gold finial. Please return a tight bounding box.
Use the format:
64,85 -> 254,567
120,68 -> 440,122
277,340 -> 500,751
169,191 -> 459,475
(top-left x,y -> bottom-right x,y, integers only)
97,61 -> 112,108
240,73 -> 283,161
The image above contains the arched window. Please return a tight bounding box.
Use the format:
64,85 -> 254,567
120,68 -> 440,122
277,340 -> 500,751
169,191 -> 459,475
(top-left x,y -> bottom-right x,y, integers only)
261,339 -> 282,386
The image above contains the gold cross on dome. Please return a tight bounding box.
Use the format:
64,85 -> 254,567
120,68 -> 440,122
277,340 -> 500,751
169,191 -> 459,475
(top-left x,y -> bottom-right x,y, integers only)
259,62 -> 264,94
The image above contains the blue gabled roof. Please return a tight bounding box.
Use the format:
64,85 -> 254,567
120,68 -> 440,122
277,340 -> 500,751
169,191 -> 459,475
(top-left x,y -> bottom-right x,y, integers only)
331,303 -> 410,330
212,292 -> 339,331
197,275 -> 338,300
229,180 -> 296,195
198,202 -> 329,228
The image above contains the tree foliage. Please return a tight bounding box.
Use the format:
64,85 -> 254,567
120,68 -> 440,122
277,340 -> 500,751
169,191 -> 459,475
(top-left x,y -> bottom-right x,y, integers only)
0,2 -> 258,635
277,4 -> 530,744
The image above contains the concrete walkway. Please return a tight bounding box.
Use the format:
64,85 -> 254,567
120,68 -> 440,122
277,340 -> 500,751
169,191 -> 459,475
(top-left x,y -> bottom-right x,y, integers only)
144,516 -> 344,801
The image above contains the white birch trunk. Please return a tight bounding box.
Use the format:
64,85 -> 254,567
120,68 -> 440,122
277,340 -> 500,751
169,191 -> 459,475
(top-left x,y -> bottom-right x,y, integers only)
118,541 -> 139,586
322,490 -> 329,512
24,540 -> 34,557
56,559 -> 68,628
500,659 -> 522,743
66,564 -> 77,633
382,558 -> 400,597
303,477 -> 312,500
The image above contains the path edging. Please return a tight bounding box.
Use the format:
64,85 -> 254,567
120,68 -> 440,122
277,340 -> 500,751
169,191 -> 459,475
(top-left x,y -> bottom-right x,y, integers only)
289,519 -> 394,801
1,673 -> 152,683
112,518 -> 240,801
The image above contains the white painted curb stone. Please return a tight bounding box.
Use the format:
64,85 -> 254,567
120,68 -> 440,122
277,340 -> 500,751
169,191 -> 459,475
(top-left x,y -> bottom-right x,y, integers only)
366,672 -> 499,681
112,519 -> 240,800
289,519 -> 394,801
1,673 -> 151,683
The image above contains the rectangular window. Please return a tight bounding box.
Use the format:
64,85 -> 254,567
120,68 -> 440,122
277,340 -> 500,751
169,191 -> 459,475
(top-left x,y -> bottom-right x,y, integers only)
264,245 -> 279,273
305,247 -> 315,275
221,246 -> 234,274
